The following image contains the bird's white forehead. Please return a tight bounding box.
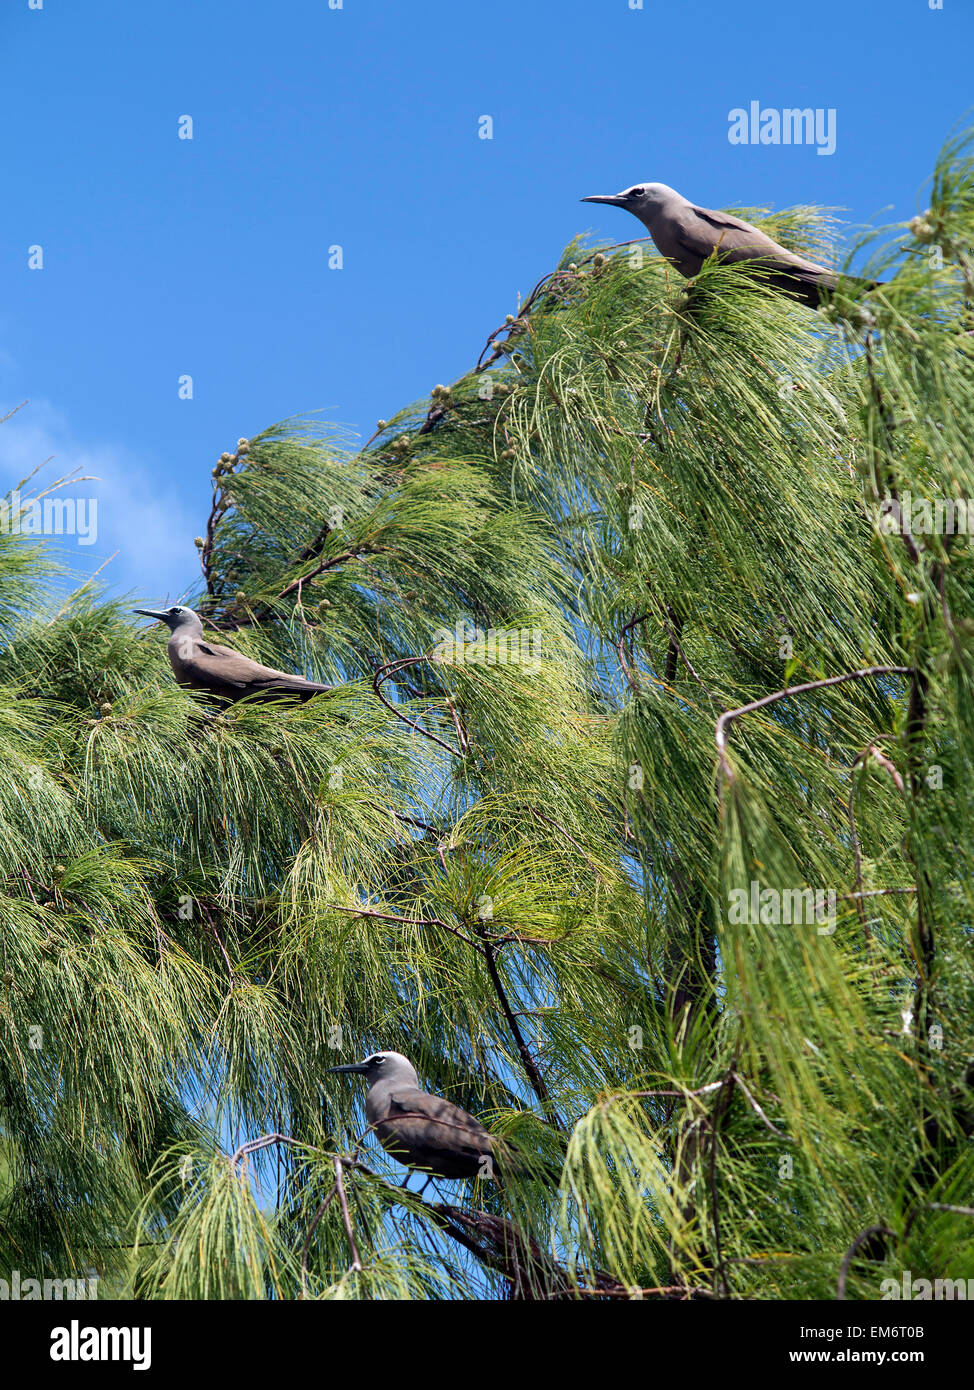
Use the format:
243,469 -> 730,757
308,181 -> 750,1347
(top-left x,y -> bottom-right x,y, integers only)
627,181 -> 678,198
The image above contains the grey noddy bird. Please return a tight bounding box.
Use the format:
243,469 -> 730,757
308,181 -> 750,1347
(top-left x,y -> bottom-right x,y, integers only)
329,1051 -> 514,1182
134,605 -> 334,702
582,182 -> 872,307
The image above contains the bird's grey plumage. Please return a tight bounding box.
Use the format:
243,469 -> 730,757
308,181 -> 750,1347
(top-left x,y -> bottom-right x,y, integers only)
582,181 -> 844,306
134,605 -> 334,702
329,1051 -> 508,1181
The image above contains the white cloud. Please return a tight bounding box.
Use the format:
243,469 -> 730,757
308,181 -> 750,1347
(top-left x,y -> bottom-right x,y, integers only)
0,399 -> 201,605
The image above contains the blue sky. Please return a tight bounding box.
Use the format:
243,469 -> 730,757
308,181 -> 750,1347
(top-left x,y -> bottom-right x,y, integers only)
1,0 -> 970,604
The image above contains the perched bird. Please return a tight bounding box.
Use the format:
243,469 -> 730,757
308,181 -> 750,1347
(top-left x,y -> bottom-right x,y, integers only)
134,605 -> 334,702
582,182 -> 861,307
329,1050 -> 520,1183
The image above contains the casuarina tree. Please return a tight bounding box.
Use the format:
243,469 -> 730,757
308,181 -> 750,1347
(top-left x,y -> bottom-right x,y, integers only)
1,128 -> 973,1301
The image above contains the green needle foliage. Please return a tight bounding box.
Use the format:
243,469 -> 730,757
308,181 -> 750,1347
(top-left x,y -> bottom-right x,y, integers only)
3,129 -> 974,1301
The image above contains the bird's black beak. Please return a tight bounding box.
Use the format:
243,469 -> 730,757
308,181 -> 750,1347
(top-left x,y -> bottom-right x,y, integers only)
133,608 -> 170,621
581,193 -> 629,206
328,1061 -> 369,1075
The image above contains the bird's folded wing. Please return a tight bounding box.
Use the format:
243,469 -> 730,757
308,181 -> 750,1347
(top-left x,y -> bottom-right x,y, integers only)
388,1090 -> 491,1149
198,641 -> 323,690
678,205 -> 829,277
193,642 -> 252,688
673,205 -> 788,263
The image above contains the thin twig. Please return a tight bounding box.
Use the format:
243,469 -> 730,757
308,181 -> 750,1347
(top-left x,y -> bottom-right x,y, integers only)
733,1072 -> 791,1140
706,1066 -> 736,1298
903,1200 -> 974,1242
618,613 -> 649,691
658,603 -> 709,689
600,1079 -> 726,1109
559,1283 -> 715,1300
848,740 -> 909,938
322,901 -> 482,952
475,237 -> 653,369
300,1186 -> 338,1288
716,666 -> 911,784
481,935 -> 563,1130
837,887 -> 916,900
837,1225 -> 896,1299
372,654 -> 464,757
333,1156 -> 362,1272
229,1133 -> 316,1174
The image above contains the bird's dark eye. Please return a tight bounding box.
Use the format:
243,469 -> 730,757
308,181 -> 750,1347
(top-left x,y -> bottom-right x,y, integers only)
629,187 -> 645,198
169,607 -> 180,614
